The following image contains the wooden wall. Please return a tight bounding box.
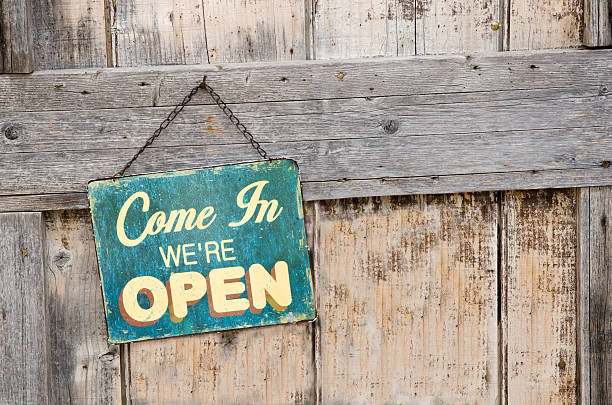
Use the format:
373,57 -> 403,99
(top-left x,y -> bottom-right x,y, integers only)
0,1 -> 609,404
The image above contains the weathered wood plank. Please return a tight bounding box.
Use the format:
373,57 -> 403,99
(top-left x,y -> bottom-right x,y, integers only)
31,0 -> 107,69
584,0 -> 612,47
43,210 -> 122,404
0,49 -> 609,207
0,212 -> 48,405
128,323 -> 315,404
204,0 -> 306,63
110,0 -> 208,66
0,120 -> 610,198
0,49 -> 607,112
416,0 -> 501,54
577,188 -> 591,405
0,0 -> 34,73
313,194 -> 499,403
507,0 -> 583,50
503,190 -> 577,404
2,86 -> 607,152
587,187 -> 612,405
313,0 -> 415,58
7,166 -> 612,213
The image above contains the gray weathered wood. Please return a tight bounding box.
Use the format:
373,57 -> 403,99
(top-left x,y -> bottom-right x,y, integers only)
578,188 -> 591,405
584,0 -> 612,47
0,98 -> 609,207
0,0 -> 34,73
0,49 -> 609,209
30,0 -> 107,69
44,210 -> 122,404
0,49 -> 608,112
588,187 -> 612,405
0,212 -> 48,404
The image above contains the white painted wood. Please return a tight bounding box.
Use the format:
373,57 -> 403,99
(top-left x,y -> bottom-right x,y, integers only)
204,0 -> 307,63
313,0 -> 415,58
416,0 -> 501,54
507,0 -> 583,50
110,0 -> 208,66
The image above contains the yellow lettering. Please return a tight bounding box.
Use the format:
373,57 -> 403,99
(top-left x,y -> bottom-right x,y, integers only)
118,276 -> 168,326
166,272 -> 207,323
207,267 -> 249,317
246,261 -> 292,313
229,181 -> 283,227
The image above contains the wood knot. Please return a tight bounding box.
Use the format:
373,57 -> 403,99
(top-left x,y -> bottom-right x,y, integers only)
53,249 -> 72,270
381,119 -> 399,134
601,160 -> 610,168
3,123 -> 22,140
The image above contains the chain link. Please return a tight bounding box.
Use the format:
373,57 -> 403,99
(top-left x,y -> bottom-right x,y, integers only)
115,76 -> 269,177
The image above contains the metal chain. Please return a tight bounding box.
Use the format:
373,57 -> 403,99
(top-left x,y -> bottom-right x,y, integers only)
115,76 -> 269,177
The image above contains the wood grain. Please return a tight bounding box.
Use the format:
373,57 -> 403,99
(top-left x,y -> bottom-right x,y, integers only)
128,323 -> 315,404
313,0 -> 416,58
110,0 -> 208,66
43,210 -> 122,404
204,0 -> 306,63
0,0 -> 34,73
507,0 -> 583,50
577,188 -> 591,405
584,0 -> 612,47
313,194 -> 499,403
0,91 -> 608,200
503,190 -> 577,404
416,0 -> 501,54
0,212 -> 48,405
0,49 -> 607,112
587,187 -> 612,405
30,0 -> 107,69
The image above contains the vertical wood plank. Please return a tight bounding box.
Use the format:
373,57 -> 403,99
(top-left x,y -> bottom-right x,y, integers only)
43,210 -> 122,404
128,323 -> 315,404
314,194 -> 499,404
507,0 -> 583,50
588,187 -> 612,405
30,0 -> 107,69
503,190 -> 577,405
204,0 -> 307,63
584,0 -> 612,47
0,212 -> 48,405
577,188 -> 590,405
0,0 -> 34,73
416,0 -> 501,54
313,0 -> 416,58
110,0 -> 208,66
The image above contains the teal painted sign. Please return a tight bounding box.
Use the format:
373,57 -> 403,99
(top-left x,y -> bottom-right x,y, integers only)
88,159 -> 315,343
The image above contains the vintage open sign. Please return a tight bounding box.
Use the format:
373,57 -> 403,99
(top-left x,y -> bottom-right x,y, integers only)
88,159 -> 315,343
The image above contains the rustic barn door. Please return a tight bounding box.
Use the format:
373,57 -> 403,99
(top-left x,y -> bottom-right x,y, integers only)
0,0 -> 610,404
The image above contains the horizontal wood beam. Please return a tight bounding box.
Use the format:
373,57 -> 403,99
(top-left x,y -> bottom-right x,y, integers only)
0,49 -> 610,211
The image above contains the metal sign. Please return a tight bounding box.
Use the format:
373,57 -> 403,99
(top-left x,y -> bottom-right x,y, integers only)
88,159 -> 315,343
